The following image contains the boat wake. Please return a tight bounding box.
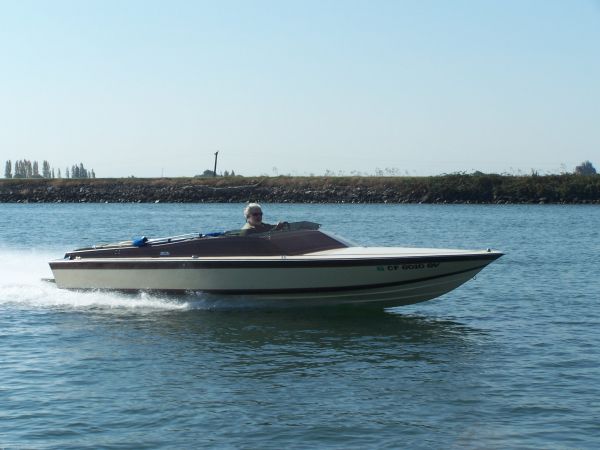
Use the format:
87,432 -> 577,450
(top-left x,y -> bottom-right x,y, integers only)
0,250 -> 193,312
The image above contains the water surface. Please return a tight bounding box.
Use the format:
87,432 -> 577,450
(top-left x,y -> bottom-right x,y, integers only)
1,203 -> 599,449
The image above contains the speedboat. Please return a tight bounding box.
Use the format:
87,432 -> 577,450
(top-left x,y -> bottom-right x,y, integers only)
48,222 -> 502,307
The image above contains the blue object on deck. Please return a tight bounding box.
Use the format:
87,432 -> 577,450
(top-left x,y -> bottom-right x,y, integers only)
132,236 -> 148,247
204,232 -> 224,237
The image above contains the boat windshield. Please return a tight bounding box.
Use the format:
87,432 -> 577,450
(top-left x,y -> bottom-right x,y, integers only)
320,230 -> 361,247
224,220 -> 321,236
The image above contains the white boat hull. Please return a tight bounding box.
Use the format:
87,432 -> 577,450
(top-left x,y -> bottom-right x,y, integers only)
50,247 -> 502,307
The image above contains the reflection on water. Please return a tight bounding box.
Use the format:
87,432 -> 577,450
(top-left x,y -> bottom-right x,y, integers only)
65,304 -> 486,379
147,306 -> 482,347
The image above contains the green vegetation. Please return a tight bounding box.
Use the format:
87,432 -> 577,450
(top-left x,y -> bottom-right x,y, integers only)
4,160 -> 95,179
194,169 -> 237,177
575,160 -> 597,176
1,173 -> 599,203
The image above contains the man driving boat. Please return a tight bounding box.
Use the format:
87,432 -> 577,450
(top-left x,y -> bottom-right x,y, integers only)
241,203 -> 288,235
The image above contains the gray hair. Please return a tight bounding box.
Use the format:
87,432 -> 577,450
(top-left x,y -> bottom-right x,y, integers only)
244,202 -> 262,218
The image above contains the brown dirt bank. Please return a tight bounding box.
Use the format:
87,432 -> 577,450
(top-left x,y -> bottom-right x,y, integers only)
1,175 -> 599,204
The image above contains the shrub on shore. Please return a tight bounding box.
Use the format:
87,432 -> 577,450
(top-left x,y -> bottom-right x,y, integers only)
1,173 -> 599,204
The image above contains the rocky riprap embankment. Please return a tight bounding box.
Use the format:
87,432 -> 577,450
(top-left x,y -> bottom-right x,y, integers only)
1,176 -> 599,204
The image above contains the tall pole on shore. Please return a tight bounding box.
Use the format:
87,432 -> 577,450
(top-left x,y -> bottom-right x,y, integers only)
213,151 -> 219,177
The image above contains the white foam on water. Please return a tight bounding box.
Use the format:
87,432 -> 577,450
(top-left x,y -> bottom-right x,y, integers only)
0,250 -> 192,312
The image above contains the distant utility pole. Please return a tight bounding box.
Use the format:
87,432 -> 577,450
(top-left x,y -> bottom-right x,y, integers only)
213,151 -> 219,177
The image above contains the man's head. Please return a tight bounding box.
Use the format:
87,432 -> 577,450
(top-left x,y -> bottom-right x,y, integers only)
244,203 -> 263,226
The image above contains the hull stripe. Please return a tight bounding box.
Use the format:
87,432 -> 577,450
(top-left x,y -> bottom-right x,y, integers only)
50,253 -> 502,270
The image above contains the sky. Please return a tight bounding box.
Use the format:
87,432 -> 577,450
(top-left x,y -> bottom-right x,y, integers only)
1,0 -> 599,177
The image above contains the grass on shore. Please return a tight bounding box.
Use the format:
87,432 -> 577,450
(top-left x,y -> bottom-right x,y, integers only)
1,173 -> 599,202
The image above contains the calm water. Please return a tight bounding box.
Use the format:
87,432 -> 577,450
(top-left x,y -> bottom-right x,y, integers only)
1,203 -> 599,449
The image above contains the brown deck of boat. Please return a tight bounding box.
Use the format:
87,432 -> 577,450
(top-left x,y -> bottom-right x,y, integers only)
64,230 -> 348,260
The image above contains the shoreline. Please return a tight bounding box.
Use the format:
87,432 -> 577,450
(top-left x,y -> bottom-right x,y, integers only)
1,175 -> 599,204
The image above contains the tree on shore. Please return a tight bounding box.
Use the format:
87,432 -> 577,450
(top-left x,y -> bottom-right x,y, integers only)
5,159 -> 96,179
42,160 -> 51,178
195,169 -> 238,177
13,160 -> 34,178
575,160 -> 597,175
196,169 -> 217,177
70,162 -> 94,179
